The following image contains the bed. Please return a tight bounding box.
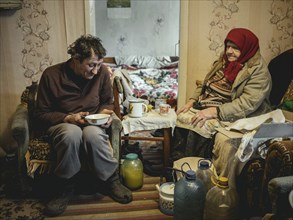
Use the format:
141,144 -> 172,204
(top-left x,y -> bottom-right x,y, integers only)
104,56 -> 179,113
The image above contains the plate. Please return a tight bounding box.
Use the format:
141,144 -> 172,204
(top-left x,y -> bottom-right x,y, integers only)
85,114 -> 110,125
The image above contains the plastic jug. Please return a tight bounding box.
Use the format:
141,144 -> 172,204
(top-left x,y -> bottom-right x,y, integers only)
204,176 -> 240,220
196,159 -> 215,192
121,153 -> 143,190
174,163 -> 205,220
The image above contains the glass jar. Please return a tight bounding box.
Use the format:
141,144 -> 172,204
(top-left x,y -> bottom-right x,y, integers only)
121,153 -> 144,190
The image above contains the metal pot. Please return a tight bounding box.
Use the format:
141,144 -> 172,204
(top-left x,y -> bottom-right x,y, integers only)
156,182 -> 175,216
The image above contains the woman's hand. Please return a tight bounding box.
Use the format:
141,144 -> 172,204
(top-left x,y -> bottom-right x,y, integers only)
176,99 -> 194,115
191,107 -> 218,128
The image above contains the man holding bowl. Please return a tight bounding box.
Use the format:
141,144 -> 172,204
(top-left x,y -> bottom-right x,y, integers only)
34,35 -> 132,216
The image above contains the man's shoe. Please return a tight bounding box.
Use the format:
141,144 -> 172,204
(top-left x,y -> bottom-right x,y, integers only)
107,179 -> 133,204
43,185 -> 74,217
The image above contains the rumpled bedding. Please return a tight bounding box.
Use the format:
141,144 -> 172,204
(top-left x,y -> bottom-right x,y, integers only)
129,68 -> 178,101
107,56 -> 178,104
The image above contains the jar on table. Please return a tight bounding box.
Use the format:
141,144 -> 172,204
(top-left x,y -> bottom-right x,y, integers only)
121,153 -> 144,190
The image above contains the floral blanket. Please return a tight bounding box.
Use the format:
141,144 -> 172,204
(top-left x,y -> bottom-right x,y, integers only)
129,68 -> 178,102
108,56 -> 179,106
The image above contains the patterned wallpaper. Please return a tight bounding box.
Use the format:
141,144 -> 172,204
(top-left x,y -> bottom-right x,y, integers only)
208,0 -> 293,58
17,0 -> 52,83
267,0 -> 293,55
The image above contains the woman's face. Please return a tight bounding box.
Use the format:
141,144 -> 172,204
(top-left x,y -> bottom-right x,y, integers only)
226,41 -> 241,62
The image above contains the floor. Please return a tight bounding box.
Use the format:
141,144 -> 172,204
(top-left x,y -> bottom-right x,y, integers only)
49,175 -> 171,220
48,135 -> 171,220
0,131 -> 172,220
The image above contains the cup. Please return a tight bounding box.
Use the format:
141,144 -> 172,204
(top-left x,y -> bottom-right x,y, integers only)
129,100 -> 148,118
159,103 -> 171,115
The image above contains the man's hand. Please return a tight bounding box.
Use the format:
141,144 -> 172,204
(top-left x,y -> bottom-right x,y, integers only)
64,112 -> 89,125
99,109 -> 114,128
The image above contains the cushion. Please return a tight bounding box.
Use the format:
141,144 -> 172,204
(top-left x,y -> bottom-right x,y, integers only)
25,136 -> 55,177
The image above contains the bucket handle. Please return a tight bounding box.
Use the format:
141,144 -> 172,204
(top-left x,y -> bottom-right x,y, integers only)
159,167 -> 186,185
181,162 -> 192,172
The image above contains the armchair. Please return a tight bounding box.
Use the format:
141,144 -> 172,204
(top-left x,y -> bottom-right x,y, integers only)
264,176 -> 293,219
11,82 -> 122,190
261,140 -> 293,219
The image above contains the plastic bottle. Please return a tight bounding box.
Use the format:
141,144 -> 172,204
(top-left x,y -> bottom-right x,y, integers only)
204,176 -> 240,220
196,159 -> 215,193
121,153 -> 144,190
174,170 -> 205,220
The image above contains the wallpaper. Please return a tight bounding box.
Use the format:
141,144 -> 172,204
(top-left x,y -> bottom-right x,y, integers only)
17,0 -> 52,82
208,0 -> 293,58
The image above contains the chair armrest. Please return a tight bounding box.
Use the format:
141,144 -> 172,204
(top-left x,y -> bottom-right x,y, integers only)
114,76 -> 124,94
110,112 -> 122,161
113,76 -> 124,119
11,104 -> 30,175
268,176 -> 293,217
11,104 -> 29,147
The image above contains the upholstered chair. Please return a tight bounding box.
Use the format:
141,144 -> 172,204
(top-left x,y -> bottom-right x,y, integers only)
11,81 -> 122,192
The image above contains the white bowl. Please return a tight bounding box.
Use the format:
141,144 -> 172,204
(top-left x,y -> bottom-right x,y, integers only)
85,114 -> 110,125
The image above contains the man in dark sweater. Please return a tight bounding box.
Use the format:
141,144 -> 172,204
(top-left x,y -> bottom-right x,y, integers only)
34,35 -> 132,216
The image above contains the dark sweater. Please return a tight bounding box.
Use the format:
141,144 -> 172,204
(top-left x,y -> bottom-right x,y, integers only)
34,59 -> 114,130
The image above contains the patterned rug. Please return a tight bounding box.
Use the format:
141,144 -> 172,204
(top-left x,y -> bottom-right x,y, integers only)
0,156 -> 45,220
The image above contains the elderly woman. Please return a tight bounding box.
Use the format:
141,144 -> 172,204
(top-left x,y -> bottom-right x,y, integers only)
172,28 -> 272,161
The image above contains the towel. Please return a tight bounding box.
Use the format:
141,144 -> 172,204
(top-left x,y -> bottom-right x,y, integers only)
225,109 -> 286,132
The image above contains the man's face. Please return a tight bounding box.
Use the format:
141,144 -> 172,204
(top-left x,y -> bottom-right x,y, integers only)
74,53 -> 103,80
226,41 -> 241,62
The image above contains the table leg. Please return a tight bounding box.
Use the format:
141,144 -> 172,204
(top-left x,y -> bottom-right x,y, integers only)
163,128 -> 171,167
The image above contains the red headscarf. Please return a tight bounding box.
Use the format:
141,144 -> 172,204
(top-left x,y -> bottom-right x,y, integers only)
223,28 -> 259,83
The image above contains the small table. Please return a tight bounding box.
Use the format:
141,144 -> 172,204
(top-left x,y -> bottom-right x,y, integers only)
121,109 -> 177,166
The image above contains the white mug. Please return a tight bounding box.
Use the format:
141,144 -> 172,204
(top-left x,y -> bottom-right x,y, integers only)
129,100 -> 148,118
159,103 -> 171,115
